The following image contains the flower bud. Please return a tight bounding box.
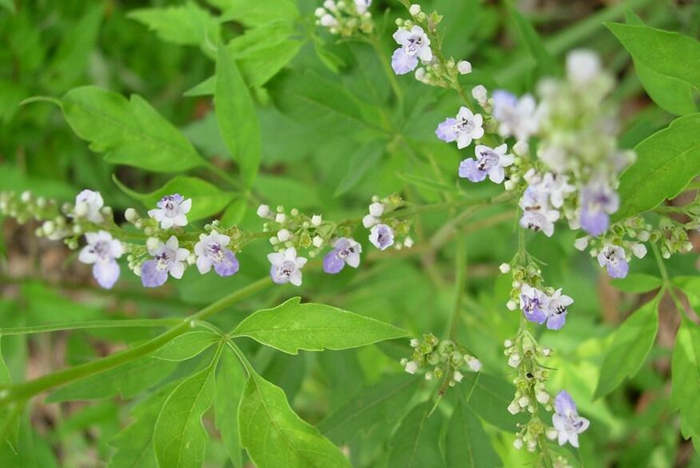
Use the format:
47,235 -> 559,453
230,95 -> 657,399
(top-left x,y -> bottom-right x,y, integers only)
471,85 -> 488,105
311,215 -> 322,226
125,208 -> 138,222
453,371 -> 463,383
277,229 -> 291,242
409,4 -> 421,16
275,213 -> 286,223
312,236 -> 324,248
369,202 -> 384,217
146,237 -> 160,252
507,402 -> 520,415
405,360 -> 418,374
456,60 -> 472,75
499,263 -> 511,274
362,214 -> 378,228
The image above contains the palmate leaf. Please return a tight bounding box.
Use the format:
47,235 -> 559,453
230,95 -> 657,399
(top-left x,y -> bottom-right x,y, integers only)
387,401 -> 444,468
231,297 -> 408,354
594,296 -> 660,399
671,318 -> 700,451
239,368 -> 351,468
445,398 -> 499,468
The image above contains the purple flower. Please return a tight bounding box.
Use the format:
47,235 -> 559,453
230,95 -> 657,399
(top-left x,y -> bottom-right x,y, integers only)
545,289 -> 573,330
194,231 -> 239,277
491,90 -> 539,142
78,230 -> 124,289
141,236 -> 189,288
369,224 -> 394,250
459,144 -> 514,184
74,189 -> 105,224
552,391 -> 590,448
579,182 -> 619,237
597,244 -> 628,279
323,237 -> 362,274
436,107 -> 485,149
268,247 -> 307,286
520,284 -> 547,324
148,194 -> 192,229
518,186 -> 560,237
391,26 -> 432,75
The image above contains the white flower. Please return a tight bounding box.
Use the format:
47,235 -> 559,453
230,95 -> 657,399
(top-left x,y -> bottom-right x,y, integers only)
566,49 -> 601,86
491,90 -> 540,142
538,172 -> 576,209
354,0 -> 371,14
320,14 -> 337,27
471,85 -> 488,105
465,356 -> 482,372
148,194 -> 191,229
268,247 -> 307,286
435,107 -> 485,149
457,60 -> 472,74
369,224 -> 394,250
519,186 -> 560,237
75,190 -> 104,224
79,231 -> 123,289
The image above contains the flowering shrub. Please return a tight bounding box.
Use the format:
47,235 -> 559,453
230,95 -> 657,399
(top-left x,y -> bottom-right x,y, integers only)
1,0 -> 700,466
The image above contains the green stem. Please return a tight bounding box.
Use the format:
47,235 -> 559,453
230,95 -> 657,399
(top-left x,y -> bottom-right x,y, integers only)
651,242 -> 669,285
0,277 -> 271,406
0,319 -> 182,336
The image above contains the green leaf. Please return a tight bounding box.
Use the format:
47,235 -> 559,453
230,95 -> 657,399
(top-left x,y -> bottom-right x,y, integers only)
397,172 -> 462,194
239,369 -> 351,468
212,0 -> 299,27
609,273 -> 663,293
0,0 -> 15,14
387,401 -> 444,468
508,5 -> 557,82
0,337 -> 19,451
615,113 -> 700,220
594,296 -> 660,399
232,297 -> 408,355
255,175 -> 321,209
108,382 -> 178,468
318,373 -> 420,444
462,372 -> 525,431
59,86 -> 205,173
606,22 -> 699,115
214,349 -> 246,468
335,140 -> 386,196
47,357 -> 177,403
671,318 -> 700,444
129,2 -> 219,50
220,198 -> 247,226
152,331 -> 219,362
154,358 -> 218,468
112,175 -> 235,222
215,45 -> 261,187
445,399 -> 499,468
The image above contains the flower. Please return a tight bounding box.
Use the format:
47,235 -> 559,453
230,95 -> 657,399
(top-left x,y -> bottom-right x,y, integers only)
405,360 -> 418,374
194,231 -> 239,277
457,60 -> 472,75
545,289 -> 574,330
458,144 -> 514,184
579,181 -> 619,236
268,247 -> 307,286
78,230 -> 123,289
148,194 -> 192,229
538,173 -> 576,209
471,85 -> 488,106
362,214 -> 378,228
520,284 -> 548,324
552,390 -> 590,448
141,236 -> 189,287
597,244 -> 628,278
566,49 -> 601,86
354,0 -> 371,14
519,186 -> 560,237
491,90 -> 540,142
391,25 -> 432,75
257,204 -> 271,218
74,190 -> 104,224
369,202 -> 384,217
323,237 -> 362,274
369,224 -> 394,250
435,107 -> 485,149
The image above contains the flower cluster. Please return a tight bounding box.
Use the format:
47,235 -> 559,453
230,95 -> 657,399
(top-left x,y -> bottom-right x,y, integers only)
401,334 -> 481,388
361,195 -> 413,251
314,0 -> 373,37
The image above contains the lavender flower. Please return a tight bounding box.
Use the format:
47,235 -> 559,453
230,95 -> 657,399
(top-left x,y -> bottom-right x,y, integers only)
520,284 -> 547,324
74,190 -> 105,224
141,236 -> 189,287
268,247 -> 307,286
458,144 -> 514,184
391,25 -> 432,75
78,231 -> 123,289
436,107 -> 485,149
369,224 -> 394,250
354,0 -> 371,13
323,237 -> 362,274
194,231 -> 239,277
597,244 -> 628,279
491,90 -> 540,142
579,181 -> 619,236
545,289 -> 574,330
518,186 -> 560,237
552,391 -> 590,447
148,194 -> 192,229
538,173 -> 576,209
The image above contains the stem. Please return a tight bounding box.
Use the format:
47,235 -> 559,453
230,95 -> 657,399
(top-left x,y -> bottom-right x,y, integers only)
0,277 -> 271,406
651,242 -> 669,285
0,319 -> 182,336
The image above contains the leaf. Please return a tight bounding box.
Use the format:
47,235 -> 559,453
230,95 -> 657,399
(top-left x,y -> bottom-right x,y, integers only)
152,331 -> 219,362
129,2 -> 219,50
0,337 -> 19,451
606,22 -> 699,115
239,369 -> 350,468
397,172 -> 462,194
112,175 -> 235,222
609,273 -> 663,293
231,297 -> 408,355
461,372 -> 525,431
387,401 -> 444,468
508,5 -> 557,82
445,399 -> 499,468
214,349 -> 246,468
154,360 -> 218,468
671,318 -> 700,444
215,45 -> 261,187
211,0 -> 299,27
594,296 -> 660,399
318,373 -> 420,444
220,198 -> 247,226
46,357 -> 177,403
335,140 -> 386,197
255,175 -> 321,209
59,86 -> 205,172
615,113 -> 700,220
0,0 -> 15,14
